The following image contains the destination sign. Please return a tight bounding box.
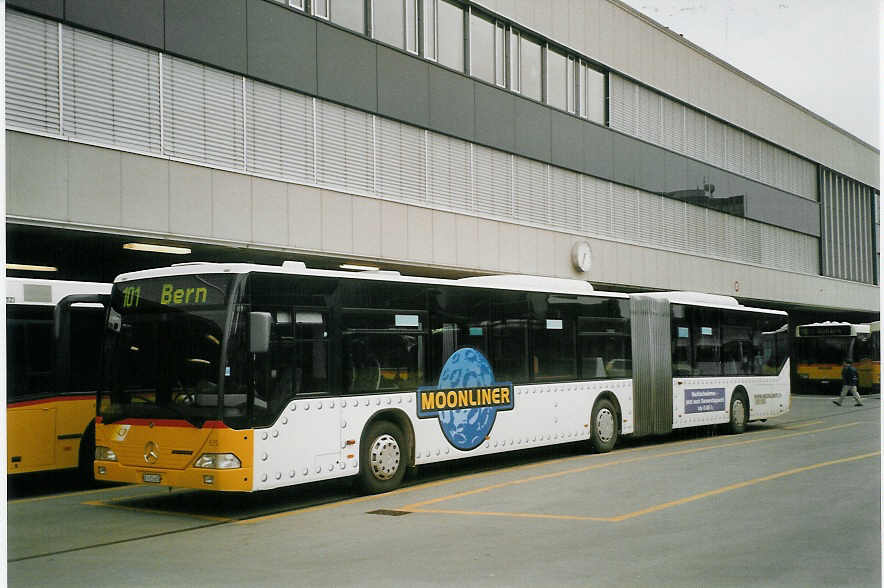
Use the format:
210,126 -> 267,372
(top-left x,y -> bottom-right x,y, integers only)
116,275 -> 231,310
797,325 -> 852,337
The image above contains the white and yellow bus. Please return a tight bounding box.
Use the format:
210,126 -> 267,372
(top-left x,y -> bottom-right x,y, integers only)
94,262 -> 789,493
6,277 -> 110,476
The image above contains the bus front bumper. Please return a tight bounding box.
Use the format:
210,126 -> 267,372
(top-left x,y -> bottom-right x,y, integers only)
94,461 -> 252,492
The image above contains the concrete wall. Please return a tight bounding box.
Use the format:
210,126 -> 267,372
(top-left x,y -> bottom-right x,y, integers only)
7,131 -> 877,312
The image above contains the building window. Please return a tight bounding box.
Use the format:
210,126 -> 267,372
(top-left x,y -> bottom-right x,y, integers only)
579,61 -> 605,124
546,47 -> 568,111
494,23 -> 505,86
289,0 -> 305,9
373,0 -> 417,52
436,0 -> 464,71
469,11 -> 495,83
519,34 -> 542,101
313,0 -> 329,18
422,0 -> 437,60
508,29 -> 520,92
330,0 -> 365,33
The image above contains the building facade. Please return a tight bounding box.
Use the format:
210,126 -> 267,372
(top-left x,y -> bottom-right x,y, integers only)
4,0 -> 879,317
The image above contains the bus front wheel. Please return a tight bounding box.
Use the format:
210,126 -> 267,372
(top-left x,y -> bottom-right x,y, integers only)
590,398 -> 618,453
358,420 -> 407,494
728,391 -> 749,434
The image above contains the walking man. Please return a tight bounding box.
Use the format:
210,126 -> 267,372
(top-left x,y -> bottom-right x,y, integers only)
833,359 -> 863,406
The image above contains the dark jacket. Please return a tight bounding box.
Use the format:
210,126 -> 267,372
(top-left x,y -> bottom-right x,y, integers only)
841,364 -> 859,386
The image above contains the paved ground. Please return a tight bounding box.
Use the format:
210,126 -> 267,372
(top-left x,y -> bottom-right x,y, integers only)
7,394 -> 881,587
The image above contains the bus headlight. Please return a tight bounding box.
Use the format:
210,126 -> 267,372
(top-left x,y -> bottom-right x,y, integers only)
194,453 -> 241,469
95,446 -> 118,461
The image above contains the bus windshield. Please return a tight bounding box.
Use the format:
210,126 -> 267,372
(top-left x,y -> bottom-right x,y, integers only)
99,274 -> 244,427
796,336 -> 852,365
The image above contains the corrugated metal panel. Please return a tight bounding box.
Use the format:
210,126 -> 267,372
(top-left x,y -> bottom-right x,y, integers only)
724,125 -> 743,175
683,204 -> 706,256
376,117 -> 427,204
315,100 -> 374,194
428,132 -> 472,213
6,11 -> 60,133
661,195 -> 685,252
549,166 -> 580,232
163,55 -> 244,170
246,79 -> 314,184
742,135 -> 761,181
473,145 -> 511,218
705,209 -> 727,259
744,219 -> 761,264
611,183 -> 637,240
581,175 -> 612,237
705,117 -> 725,169
637,190 -> 664,247
683,108 -> 705,161
636,84 -> 661,144
661,96 -> 684,154
513,157 -> 548,225
63,27 -> 161,153
629,295 -> 672,437
608,74 -> 636,135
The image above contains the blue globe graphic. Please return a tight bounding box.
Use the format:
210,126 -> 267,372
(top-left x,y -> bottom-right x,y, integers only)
436,348 -> 498,450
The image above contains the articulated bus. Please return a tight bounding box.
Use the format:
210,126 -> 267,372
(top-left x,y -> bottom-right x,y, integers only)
6,277 -> 111,476
93,262 -> 789,493
795,322 -> 879,392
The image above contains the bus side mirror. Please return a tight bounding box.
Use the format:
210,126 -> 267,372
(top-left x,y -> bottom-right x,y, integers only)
249,312 -> 272,354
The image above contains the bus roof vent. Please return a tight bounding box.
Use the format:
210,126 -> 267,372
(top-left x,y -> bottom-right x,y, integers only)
457,274 -> 594,293
650,291 -> 739,306
282,261 -> 308,273
171,261 -> 218,267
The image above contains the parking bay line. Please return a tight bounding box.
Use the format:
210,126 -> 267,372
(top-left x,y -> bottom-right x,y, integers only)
399,421 -> 864,514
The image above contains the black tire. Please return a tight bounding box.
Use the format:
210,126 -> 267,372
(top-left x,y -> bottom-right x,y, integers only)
590,398 -> 618,453
728,391 -> 749,434
78,420 -> 96,484
358,420 -> 407,494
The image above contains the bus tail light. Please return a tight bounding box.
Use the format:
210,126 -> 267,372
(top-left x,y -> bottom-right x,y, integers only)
194,453 -> 241,469
95,446 -> 117,461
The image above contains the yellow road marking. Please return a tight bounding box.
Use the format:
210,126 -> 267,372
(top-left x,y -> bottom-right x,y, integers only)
409,508 -> 611,522
83,499 -> 232,522
406,451 -> 879,523
782,420 -> 824,429
608,451 -> 880,522
399,421 -> 861,511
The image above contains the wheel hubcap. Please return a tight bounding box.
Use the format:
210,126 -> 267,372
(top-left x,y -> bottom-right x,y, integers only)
369,434 -> 400,480
596,408 -> 615,443
732,399 -> 745,424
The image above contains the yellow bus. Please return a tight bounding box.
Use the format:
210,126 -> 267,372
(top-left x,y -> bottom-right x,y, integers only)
93,262 -> 789,493
6,278 -> 110,477
795,321 -> 879,393
854,321 -> 880,392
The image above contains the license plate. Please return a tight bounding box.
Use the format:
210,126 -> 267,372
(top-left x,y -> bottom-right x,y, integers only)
142,473 -> 162,483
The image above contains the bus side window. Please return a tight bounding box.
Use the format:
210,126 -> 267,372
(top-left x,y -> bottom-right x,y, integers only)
671,304 -> 692,377
342,312 -> 425,394
7,307 -> 54,400
692,308 -> 721,376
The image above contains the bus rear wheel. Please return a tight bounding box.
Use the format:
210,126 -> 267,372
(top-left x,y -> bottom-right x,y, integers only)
728,392 -> 749,434
358,420 -> 407,494
590,398 -> 618,453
